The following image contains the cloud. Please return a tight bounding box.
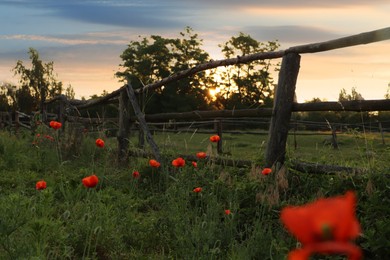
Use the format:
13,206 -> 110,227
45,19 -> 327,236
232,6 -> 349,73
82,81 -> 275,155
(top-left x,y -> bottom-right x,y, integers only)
242,25 -> 342,44
0,34 -> 128,46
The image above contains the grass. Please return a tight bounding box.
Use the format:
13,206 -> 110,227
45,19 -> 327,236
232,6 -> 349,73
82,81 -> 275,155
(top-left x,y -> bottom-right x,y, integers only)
0,126 -> 389,259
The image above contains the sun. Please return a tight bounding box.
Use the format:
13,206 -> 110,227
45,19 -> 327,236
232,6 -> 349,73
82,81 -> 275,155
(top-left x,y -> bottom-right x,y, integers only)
209,87 -> 221,99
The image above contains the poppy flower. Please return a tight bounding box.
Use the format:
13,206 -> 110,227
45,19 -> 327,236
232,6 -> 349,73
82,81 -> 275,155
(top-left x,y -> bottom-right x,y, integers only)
280,191 -> 362,260
210,135 -> 220,142
196,152 -> 207,159
261,168 -> 272,175
224,209 -> 231,215
44,135 -> 54,142
82,174 -> 99,188
149,159 -> 161,168
132,171 -> 140,179
192,161 -> 198,168
49,120 -> 62,130
172,157 -> 185,167
36,180 -> 47,190
193,187 -> 202,193
95,138 -> 105,148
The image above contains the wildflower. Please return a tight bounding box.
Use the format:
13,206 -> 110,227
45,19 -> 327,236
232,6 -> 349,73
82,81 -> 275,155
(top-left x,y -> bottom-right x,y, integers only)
192,161 -> 198,168
149,159 -> 161,168
193,187 -> 202,193
210,135 -> 220,142
49,120 -> 62,130
44,135 -> 54,142
36,180 -> 47,190
196,152 -> 207,159
261,168 -> 272,176
172,157 -> 185,167
224,209 -> 231,215
95,138 -> 105,148
132,171 -> 140,179
280,191 -> 362,260
82,174 -> 99,188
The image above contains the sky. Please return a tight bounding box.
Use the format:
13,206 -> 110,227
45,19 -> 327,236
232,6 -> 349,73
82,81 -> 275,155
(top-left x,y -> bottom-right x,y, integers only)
0,0 -> 390,102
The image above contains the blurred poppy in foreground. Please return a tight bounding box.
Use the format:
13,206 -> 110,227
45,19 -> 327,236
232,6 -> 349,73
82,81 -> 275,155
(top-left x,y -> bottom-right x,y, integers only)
95,138 -> 105,148
36,180 -> 47,190
172,157 -> 185,167
149,159 -> 161,168
280,191 -> 362,260
192,161 -> 197,168
49,121 -> 62,130
209,135 -> 220,142
82,174 -> 99,188
224,209 -> 231,215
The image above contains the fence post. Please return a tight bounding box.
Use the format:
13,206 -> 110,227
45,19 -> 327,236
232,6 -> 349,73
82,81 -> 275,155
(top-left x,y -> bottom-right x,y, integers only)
214,119 -> 223,154
117,88 -> 131,165
265,52 -> 301,167
126,82 -> 161,163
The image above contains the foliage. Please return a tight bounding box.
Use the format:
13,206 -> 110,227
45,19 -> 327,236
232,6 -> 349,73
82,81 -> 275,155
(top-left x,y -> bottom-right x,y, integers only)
214,33 -> 280,109
117,27 -> 213,114
117,28 -> 279,113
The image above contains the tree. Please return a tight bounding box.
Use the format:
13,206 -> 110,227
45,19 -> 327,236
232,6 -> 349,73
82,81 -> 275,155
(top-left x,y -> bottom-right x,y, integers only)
13,48 -> 63,114
116,27 -> 214,114
214,33 -> 280,109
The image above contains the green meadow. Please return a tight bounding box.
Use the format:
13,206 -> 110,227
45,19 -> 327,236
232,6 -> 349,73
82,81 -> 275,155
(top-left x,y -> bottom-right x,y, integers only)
0,126 -> 389,259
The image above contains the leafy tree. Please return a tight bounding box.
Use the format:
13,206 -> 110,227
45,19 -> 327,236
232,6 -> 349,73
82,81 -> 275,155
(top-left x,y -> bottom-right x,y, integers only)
13,48 -> 63,113
338,87 -> 364,102
116,27 -> 214,114
214,33 -> 280,109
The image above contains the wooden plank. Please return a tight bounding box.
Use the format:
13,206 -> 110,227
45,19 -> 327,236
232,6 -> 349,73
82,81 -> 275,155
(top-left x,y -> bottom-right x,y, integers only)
125,83 -> 161,163
265,53 -> 301,167
117,89 -> 131,165
293,99 -> 390,112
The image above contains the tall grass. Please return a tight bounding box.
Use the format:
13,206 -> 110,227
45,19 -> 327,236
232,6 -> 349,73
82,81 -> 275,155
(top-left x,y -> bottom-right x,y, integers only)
0,127 -> 389,259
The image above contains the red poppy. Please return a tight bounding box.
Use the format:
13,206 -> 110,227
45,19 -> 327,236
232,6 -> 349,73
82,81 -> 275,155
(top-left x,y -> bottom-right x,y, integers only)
82,174 -> 99,188
192,161 -> 198,168
49,120 -> 62,130
261,168 -> 272,175
280,191 -> 362,260
196,152 -> 207,159
95,138 -> 105,148
209,135 -> 220,142
132,171 -> 140,179
149,159 -> 161,168
44,135 -> 54,142
36,180 -> 47,190
172,157 -> 185,167
224,209 -> 231,215
193,187 -> 202,193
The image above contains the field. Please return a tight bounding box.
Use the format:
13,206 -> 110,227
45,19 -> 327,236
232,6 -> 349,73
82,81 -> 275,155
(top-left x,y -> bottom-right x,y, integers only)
0,126 -> 389,259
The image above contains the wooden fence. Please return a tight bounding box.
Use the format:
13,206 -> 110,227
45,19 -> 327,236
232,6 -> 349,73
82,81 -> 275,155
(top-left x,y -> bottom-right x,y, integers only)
4,27 -> 390,172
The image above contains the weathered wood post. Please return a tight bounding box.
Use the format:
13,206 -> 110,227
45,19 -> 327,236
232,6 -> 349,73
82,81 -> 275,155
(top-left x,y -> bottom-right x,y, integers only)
117,87 -> 131,165
126,82 -> 161,163
265,52 -> 301,167
58,95 -> 65,131
214,119 -> 223,154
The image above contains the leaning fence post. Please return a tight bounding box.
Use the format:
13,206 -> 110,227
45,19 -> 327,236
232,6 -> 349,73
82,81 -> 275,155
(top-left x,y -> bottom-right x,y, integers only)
126,82 -> 161,163
117,87 -> 131,165
265,52 -> 301,167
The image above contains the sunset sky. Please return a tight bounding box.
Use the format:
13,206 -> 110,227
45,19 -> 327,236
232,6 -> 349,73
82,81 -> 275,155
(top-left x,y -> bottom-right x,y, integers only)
1,0 -> 389,102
